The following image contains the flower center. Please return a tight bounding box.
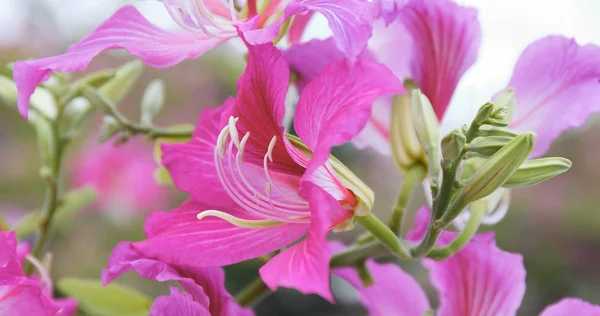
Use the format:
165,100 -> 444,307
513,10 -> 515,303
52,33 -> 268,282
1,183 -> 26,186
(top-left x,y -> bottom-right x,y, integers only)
161,0 -> 239,38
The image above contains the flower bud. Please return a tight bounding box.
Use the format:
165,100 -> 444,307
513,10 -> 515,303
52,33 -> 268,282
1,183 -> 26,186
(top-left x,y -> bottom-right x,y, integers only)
493,88 -> 515,123
97,59 -> 143,104
502,157 -> 571,188
140,79 -> 165,125
465,136 -> 514,158
441,129 -> 466,163
459,132 -> 534,204
390,94 -> 426,173
98,116 -> 120,143
472,102 -> 494,126
411,89 -> 441,186
476,125 -> 519,138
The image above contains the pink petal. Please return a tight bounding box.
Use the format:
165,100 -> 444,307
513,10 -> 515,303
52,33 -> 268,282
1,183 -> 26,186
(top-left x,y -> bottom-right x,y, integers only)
294,57 -> 401,176
375,0 -> 409,25
13,5 -> 227,118
259,182 -> 344,302
331,242 -> 430,315
0,231 -> 24,280
150,287 -> 210,316
423,233 -> 526,316
132,199 -> 308,268
396,0 -> 481,119
540,298 -> 600,316
288,12 -> 314,44
244,0 -> 374,61
0,280 -> 60,316
506,36 -> 600,157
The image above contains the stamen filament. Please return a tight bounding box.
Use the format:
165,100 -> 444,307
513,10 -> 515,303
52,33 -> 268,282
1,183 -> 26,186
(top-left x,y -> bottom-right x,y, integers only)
197,210 -> 285,229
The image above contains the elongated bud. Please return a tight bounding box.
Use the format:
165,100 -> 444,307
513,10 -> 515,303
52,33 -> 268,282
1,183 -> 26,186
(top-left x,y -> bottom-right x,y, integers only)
441,129 -> 466,162
503,157 -> 571,188
97,59 -> 143,104
140,79 -> 165,125
494,88 -> 515,123
411,89 -> 441,186
390,94 -> 426,173
99,116 -> 120,143
465,136 -> 514,158
0,75 -> 17,106
486,106 -> 509,127
472,102 -> 494,126
459,133 -> 534,204
476,125 -> 519,138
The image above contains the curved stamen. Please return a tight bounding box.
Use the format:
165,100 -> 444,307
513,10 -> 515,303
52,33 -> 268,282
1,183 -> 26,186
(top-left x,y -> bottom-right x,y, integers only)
227,0 -> 238,23
262,136 -> 308,204
26,254 -> 52,288
197,210 -> 286,229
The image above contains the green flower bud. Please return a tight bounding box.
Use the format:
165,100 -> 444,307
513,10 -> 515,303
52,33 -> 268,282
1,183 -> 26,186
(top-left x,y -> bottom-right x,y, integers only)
140,79 -> 165,125
441,129 -> 466,163
465,136 -> 514,158
459,133 -> 534,204
390,94 -> 426,173
97,59 -> 143,104
99,116 -> 120,143
485,106 -> 509,127
472,102 -> 494,126
410,89 -> 441,186
476,125 -> 519,138
493,88 -> 515,123
503,157 -> 572,188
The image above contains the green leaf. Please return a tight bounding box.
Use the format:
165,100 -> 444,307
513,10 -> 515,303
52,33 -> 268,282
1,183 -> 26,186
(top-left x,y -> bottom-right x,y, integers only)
154,167 -> 174,186
57,278 -> 152,316
15,186 -> 96,237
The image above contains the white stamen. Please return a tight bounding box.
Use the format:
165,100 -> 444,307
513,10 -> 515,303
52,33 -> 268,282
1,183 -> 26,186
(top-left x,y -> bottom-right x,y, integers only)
237,132 -> 250,163
227,0 -> 238,23
228,116 -> 240,149
197,210 -> 285,229
26,254 -> 52,288
267,136 -> 277,162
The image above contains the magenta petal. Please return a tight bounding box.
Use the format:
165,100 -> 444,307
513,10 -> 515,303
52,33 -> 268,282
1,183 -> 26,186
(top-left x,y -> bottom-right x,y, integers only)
397,0 -> 481,119
288,12 -> 314,44
150,287 -> 209,316
0,231 -> 25,281
331,242 -> 430,315
0,280 -> 60,316
295,58 -> 401,175
506,36 -> 600,157
132,199 -> 308,267
259,182 -> 343,302
13,5 -> 227,118
423,233 -> 526,316
375,0 -> 409,24
540,298 -> 600,316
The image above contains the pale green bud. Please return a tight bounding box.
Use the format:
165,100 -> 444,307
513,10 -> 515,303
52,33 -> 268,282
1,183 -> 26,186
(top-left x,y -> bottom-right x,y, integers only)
97,59 -> 143,104
410,89 -> 441,186
0,75 -> 17,106
503,157 -> 571,188
81,86 -> 117,113
140,79 -> 165,125
390,94 -> 426,173
465,136 -> 514,158
485,106 -> 509,127
493,88 -> 515,123
441,129 -> 466,162
459,132 -> 534,204
472,102 -> 495,126
99,116 -> 120,143
476,125 -> 519,138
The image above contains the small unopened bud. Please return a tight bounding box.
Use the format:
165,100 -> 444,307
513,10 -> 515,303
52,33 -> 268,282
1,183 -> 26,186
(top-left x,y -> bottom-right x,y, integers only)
472,102 -> 494,126
140,79 -> 165,125
485,106 -> 509,127
0,75 -> 17,106
98,59 -> 143,104
476,125 -> 519,138
465,136 -> 514,158
411,89 -> 441,186
390,94 -> 426,173
493,88 -> 515,123
503,157 -> 571,188
459,133 -> 534,204
441,129 -> 466,163
99,116 -> 120,143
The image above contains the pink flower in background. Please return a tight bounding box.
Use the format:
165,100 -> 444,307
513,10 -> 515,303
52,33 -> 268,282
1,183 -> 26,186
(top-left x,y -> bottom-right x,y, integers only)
285,0 -> 600,158
330,210 -> 600,316
72,139 -> 167,215
102,242 -> 252,316
105,31 -> 400,301
0,230 -> 77,315
12,0 -> 376,118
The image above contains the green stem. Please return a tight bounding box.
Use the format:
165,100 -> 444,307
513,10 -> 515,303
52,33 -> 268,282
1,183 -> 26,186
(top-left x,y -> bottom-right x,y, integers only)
355,214 -> 412,261
427,201 -> 486,260
235,277 -> 270,307
330,242 -> 389,267
388,163 -> 426,235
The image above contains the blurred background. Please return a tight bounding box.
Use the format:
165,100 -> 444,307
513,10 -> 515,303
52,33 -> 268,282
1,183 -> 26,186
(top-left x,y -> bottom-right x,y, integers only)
0,0 -> 599,315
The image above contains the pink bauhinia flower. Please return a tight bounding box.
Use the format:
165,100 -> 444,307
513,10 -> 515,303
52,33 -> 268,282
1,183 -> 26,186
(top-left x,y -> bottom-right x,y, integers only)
0,230 -> 77,315
12,0 -> 376,119
71,139 -> 168,216
331,210 -> 600,316
104,29 -> 401,301
101,242 -> 252,316
285,0 -> 600,158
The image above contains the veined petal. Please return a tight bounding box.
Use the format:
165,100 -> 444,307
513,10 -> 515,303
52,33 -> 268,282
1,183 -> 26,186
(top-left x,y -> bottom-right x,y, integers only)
375,0 -> 409,25
540,298 -> 600,316
288,12 -> 314,44
0,231 -> 23,280
132,199 -> 308,267
331,242 -> 430,316
295,57 -> 401,176
506,36 -> 600,157
150,287 -> 209,316
0,280 -> 61,316
423,233 -> 526,316
259,182 -> 344,302
396,0 -> 481,120
13,5 -> 228,118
